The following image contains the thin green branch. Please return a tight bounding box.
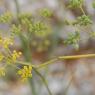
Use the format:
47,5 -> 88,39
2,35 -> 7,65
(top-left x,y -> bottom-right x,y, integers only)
28,78 -> 37,95
16,54 -> 95,69
33,68 -> 52,95
64,75 -> 73,95
63,68 -> 75,95
14,0 -> 20,16
58,54 -> 95,59
80,5 -> 86,15
37,58 -> 58,69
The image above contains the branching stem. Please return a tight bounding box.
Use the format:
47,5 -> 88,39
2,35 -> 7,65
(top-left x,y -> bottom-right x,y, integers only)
16,54 -> 95,69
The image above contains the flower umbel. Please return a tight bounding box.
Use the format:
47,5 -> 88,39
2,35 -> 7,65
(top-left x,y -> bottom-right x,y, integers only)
17,65 -> 32,81
3,38 -> 13,49
64,31 -> 80,50
40,8 -> 52,18
69,0 -> 83,8
11,50 -> 22,62
76,15 -> 92,26
6,50 -> 22,64
0,12 -> 12,23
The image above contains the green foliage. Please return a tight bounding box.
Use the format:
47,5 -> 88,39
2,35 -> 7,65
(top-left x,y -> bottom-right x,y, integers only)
92,1 -> 95,9
40,8 -> 52,18
64,31 -> 80,50
64,15 -> 92,26
90,31 -> 95,38
69,0 -> 83,8
0,12 -> 12,23
0,0 -> 95,87
11,24 -> 21,35
0,1 -> 95,95
33,21 -> 51,37
75,15 -> 92,26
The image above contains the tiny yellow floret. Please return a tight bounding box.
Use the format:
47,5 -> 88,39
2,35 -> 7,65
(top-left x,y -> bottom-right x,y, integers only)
0,68 -> 5,77
17,65 -> 32,81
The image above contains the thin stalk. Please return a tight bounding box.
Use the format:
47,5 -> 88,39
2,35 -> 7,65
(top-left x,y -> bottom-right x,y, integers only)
28,77 -> 37,95
14,1 -> 37,95
10,63 -> 52,95
80,5 -> 86,15
14,0 -> 20,17
37,58 -> 58,68
16,54 -> 95,69
63,68 -> 75,95
33,68 -> 52,95
63,74 -> 73,95
58,54 -> 95,59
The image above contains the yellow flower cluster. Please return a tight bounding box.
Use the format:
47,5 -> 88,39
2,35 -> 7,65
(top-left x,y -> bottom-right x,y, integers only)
11,50 -> 22,62
0,53 -> 4,62
0,35 -> 22,64
3,38 -> 13,49
0,36 -> 13,49
6,50 -> 22,64
17,66 -> 32,81
0,68 -> 5,77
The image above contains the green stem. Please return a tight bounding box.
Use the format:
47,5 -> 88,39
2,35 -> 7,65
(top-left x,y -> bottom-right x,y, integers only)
14,0 -> 20,17
58,54 -> 95,59
80,5 -> 86,15
33,68 -> 52,95
63,74 -> 73,95
14,1 -> 37,95
63,68 -> 74,95
28,77 -> 37,95
16,54 -> 95,69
